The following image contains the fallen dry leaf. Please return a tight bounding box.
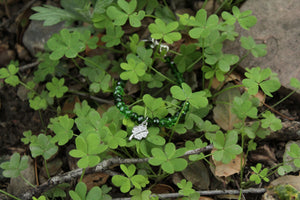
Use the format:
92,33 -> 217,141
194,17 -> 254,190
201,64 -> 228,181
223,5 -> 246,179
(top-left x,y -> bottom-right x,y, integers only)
150,183 -> 175,194
211,150 -> 245,177
213,83 -> 242,130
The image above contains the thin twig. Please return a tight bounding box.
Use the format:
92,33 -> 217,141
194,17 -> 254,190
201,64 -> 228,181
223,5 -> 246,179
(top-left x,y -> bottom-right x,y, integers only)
112,188 -> 267,200
19,61 -> 40,71
15,145 -> 213,200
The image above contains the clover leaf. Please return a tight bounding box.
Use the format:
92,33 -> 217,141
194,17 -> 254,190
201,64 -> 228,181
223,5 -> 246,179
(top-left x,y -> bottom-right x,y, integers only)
185,138 -> 207,161
29,134 -> 58,160
287,143 -> 300,168
69,134 -> 108,168
120,58 -> 147,84
21,130 -> 37,145
174,44 -> 201,73
232,92 -> 258,120
261,111 -> 282,131
177,179 -> 196,197
101,25 -> 124,47
142,94 -> 168,118
48,115 -> 74,146
106,0 -> 145,27
69,182 -> 104,200
80,30 -> 99,50
33,53 -> 59,83
47,29 -> 85,60
112,164 -> 149,193
29,96 -> 48,110
130,189 -> 157,200
242,67 -> 281,97
0,62 -> 20,86
188,9 -> 219,39
46,77 -> 68,98
170,83 -> 208,109
250,163 -> 269,184
103,127 -> 127,149
0,153 -> 28,178
240,36 -> 267,57
149,143 -> 187,174
290,77 -> 300,90
149,18 -> 181,44
212,130 -> 242,164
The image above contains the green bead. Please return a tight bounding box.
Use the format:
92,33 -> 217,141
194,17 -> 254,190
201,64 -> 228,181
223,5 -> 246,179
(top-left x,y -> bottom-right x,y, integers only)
116,101 -> 124,109
159,118 -> 167,127
129,112 -> 138,121
137,115 -> 145,123
117,81 -> 125,87
152,117 -> 160,126
124,109 -> 132,116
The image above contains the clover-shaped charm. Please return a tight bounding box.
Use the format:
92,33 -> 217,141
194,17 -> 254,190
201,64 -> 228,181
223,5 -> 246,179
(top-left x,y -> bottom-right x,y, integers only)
129,118 -> 149,141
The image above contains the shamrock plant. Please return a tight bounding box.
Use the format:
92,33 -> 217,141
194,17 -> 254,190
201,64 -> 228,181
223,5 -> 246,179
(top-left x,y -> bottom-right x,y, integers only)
112,164 -> 149,193
0,1 -> 299,200
249,163 -> 269,184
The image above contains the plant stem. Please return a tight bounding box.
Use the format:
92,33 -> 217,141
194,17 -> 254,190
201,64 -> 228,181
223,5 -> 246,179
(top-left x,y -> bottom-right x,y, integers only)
44,160 -> 50,179
0,189 -> 21,200
185,56 -> 202,71
79,168 -> 86,182
20,173 -> 36,188
169,100 -> 187,142
149,65 -> 177,85
271,90 -> 297,108
212,84 -> 243,98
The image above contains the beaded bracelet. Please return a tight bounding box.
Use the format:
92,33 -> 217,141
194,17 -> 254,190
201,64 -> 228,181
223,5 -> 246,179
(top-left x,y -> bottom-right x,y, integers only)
114,58 -> 190,140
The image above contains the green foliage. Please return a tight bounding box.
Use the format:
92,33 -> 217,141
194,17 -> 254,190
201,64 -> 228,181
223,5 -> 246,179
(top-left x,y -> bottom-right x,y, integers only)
29,96 -> 48,110
0,153 -> 28,178
0,62 -> 20,86
232,92 -> 258,120
149,143 -> 187,174
48,115 -> 74,145
69,134 -> 108,168
47,29 -> 86,60
112,164 -> 149,193
261,111 -> 282,131
287,143 -> 300,168
185,138 -> 207,161
149,18 -> 181,44
274,184 -> 300,200
69,182 -> 111,200
21,130 -> 37,145
130,189 -> 158,200
30,0 -> 91,26
210,130 -> 243,164
2,1 -> 296,199
240,36 -> 267,57
222,6 -> 257,30
174,44 -> 201,73
290,77 -> 300,90
170,83 -> 208,109
120,58 -> 147,84
106,0 -> 145,27
46,77 -> 68,98
188,9 -> 219,39
242,67 -> 281,97
32,196 -> 47,200
249,163 -> 269,184
101,25 -> 124,47
30,134 -> 58,160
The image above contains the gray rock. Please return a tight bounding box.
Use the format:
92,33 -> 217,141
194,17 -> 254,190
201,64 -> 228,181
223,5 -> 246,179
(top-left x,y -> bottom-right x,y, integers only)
23,20 -> 65,56
224,0 -> 300,92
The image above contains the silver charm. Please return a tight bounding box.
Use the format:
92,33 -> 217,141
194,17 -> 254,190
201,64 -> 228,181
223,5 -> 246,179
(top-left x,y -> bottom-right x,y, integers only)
129,117 -> 149,141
